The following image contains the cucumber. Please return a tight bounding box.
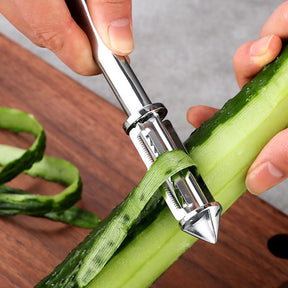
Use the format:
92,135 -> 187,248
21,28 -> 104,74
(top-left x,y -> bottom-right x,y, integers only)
38,44 -> 288,288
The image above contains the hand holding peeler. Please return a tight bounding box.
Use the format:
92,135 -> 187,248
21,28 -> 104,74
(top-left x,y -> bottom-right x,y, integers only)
66,0 -> 222,244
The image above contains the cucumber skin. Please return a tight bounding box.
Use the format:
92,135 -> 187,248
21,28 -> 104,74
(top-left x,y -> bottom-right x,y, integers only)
0,107 -> 100,228
0,107 -> 46,184
0,148 -> 82,215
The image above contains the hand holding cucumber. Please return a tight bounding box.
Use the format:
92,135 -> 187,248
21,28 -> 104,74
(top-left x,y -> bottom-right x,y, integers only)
187,1 -> 288,195
0,0 -> 133,75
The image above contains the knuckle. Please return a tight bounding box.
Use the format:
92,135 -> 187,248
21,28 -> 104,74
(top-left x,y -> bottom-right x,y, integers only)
32,29 -> 64,53
29,17 -> 74,53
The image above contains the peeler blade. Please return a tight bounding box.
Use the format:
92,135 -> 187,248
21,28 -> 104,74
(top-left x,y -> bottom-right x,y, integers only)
181,204 -> 221,244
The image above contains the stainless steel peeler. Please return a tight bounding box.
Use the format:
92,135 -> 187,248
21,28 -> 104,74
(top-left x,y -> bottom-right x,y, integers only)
66,0 -> 222,244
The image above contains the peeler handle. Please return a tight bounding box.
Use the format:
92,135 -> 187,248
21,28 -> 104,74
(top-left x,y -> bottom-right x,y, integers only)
66,0 -> 222,244
66,0 -> 152,117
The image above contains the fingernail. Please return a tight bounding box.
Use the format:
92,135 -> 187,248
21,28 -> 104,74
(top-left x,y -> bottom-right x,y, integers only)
250,35 -> 274,56
250,35 -> 274,65
108,18 -> 134,54
246,161 -> 284,195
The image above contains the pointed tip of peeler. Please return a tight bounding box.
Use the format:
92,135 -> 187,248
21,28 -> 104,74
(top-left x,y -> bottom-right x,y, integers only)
181,203 -> 222,244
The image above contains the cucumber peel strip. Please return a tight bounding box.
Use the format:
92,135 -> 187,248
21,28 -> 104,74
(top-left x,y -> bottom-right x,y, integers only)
0,107 -> 100,228
36,149 -> 197,288
0,107 -> 46,184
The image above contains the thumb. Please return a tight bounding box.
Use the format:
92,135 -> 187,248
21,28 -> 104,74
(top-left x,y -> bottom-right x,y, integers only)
87,0 -> 134,55
233,35 -> 282,88
246,129 -> 288,195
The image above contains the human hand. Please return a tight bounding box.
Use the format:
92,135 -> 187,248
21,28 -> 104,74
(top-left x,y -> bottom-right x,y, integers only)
0,0 -> 133,75
187,2 -> 288,195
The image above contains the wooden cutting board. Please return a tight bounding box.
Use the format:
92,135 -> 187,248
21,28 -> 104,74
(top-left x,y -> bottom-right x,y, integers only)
0,34 -> 287,288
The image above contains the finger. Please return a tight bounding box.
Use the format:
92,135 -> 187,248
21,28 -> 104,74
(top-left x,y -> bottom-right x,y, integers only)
0,1 -> 30,36
187,105 -> 218,128
246,129 -> 288,195
87,0 -> 134,55
261,1 -> 288,39
1,0 -> 99,75
233,35 -> 282,88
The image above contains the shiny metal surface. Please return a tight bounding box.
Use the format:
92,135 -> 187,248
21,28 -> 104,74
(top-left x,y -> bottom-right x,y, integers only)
67,0 -> 222,243
66,0 -> 151,117
129,114 -> 222,243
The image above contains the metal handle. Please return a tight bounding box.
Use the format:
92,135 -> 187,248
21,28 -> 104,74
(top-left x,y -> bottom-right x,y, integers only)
66,0 -> 151,116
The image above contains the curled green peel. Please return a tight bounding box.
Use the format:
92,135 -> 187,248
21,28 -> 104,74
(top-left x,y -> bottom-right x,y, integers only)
0,107 -> 99,228
0,107 -> 46,184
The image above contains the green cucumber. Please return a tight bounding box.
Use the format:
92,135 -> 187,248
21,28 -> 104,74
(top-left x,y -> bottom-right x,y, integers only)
38,44 -> 288,288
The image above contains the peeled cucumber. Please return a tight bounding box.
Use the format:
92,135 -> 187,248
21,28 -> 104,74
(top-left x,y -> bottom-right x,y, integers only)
88,46 -> 288,287
38,44 -> 288,288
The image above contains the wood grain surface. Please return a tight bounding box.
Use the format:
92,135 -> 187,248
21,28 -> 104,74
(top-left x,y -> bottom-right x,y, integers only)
0,34 -> 287,288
